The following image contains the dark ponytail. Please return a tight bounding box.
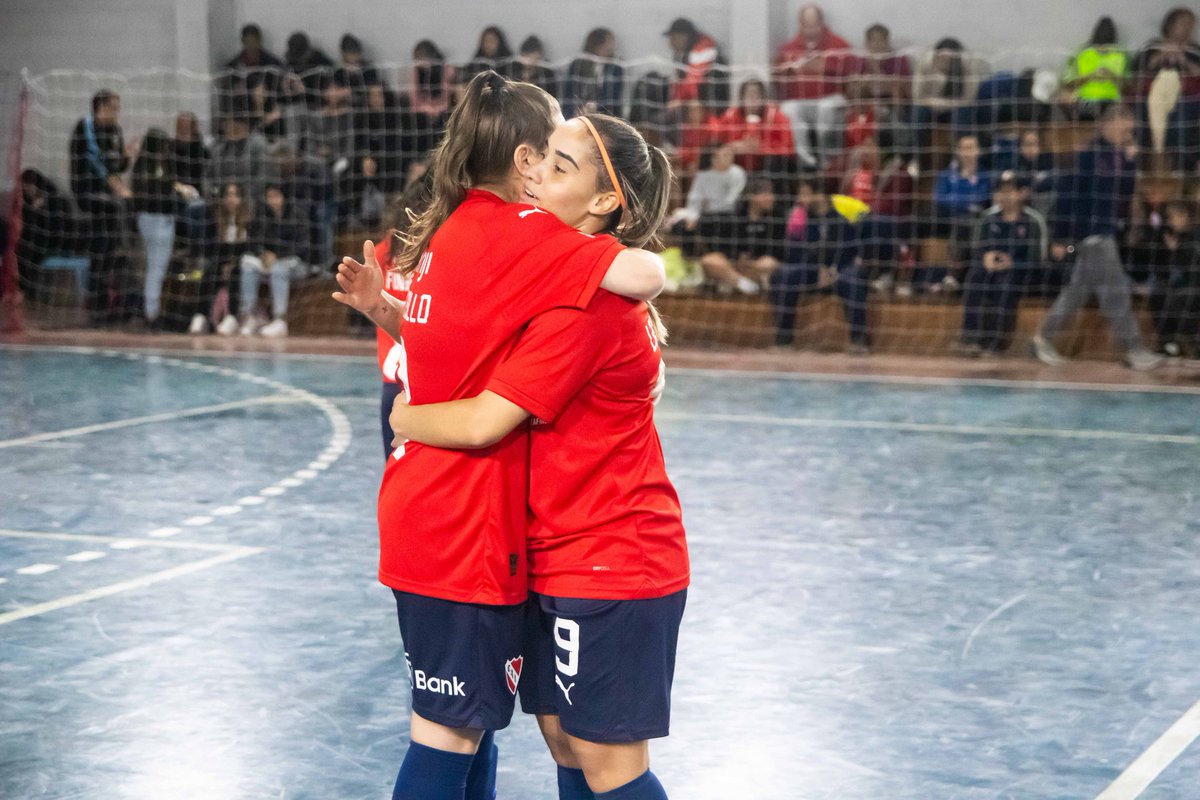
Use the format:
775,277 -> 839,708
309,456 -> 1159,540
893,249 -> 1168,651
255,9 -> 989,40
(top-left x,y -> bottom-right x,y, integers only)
396,70 -> 558,274
579,113 -> 675,342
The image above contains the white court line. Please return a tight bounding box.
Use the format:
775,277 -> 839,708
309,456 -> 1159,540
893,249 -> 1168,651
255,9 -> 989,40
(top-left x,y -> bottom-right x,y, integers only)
1095,697 -> 1200,800
5,342 -> 1199,395
0,395 -> 298,449
16,563 -> 59,575
0,546 -> 264,626
0,528 -> 247,553
655,411 -> 1200,445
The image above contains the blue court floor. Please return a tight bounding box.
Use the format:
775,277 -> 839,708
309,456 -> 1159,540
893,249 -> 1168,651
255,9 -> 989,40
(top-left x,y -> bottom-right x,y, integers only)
1,344 -> 1198,800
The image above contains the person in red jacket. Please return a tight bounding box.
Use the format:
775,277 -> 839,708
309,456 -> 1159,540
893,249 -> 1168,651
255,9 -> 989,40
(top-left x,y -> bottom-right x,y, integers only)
664,17 -> 727,111
772,4 -> 851,168
715,78 -> 798,178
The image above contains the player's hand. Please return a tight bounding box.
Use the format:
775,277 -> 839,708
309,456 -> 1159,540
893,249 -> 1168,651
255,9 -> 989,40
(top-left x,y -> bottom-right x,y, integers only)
1051,243 -> 1069,262
332,240 -> 386,314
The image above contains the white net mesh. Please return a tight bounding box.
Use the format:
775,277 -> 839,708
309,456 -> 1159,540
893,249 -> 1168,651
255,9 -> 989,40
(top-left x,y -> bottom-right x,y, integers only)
6,54 -> 1200,361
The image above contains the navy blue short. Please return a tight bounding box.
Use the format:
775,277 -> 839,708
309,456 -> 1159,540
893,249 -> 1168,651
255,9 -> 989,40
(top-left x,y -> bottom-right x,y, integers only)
519,590 -> 687,743
393,590 -> 527,731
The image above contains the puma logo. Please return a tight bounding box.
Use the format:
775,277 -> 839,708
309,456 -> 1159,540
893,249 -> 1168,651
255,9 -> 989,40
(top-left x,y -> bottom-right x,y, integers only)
555,675 -> 576,706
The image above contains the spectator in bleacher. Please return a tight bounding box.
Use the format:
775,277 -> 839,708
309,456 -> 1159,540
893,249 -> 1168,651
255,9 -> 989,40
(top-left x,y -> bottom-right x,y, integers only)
669,143 -> 746,256
848,23 -> 913,155
462,26 -> 514,83
206,100 -> 268,210
357,83 -> 403,196
1033,105 -> 1161,370
208,182 -> 252,335
305,71 -> 358,237
405,40 -> 455,163
69,89 -> 138,324
664,17 -> 728,112
675,100 -> 721,175
563,28 -> 624,117
698,176 -> 787,295
715,78 -> 798,178
284,31 -> 335,105
959,171 -> 1047,356
1147,200 -> 1200,357
337,34 -> 381,110
835,138 -> 916,291
932,134 -> 991,290
17,169 -> 80,303
986,129 -> 1055,220
913,38 -> 985,161
1133,8 -> 1200,171
1059,17 -> 1127,121
228,23 -> 282,73
771,179 -> 866,350
509,36 -> 558,96
173,112 -> 210,260
772,5 -> 851,168
237,184 -> 305,338
131,128 -> 198,330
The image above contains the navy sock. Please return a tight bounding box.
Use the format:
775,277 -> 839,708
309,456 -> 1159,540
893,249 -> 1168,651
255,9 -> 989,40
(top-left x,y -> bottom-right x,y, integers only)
392,741 -> 474,800
594,770 -> 668,800
464,731 -> 498,800
557,765 -> 596,800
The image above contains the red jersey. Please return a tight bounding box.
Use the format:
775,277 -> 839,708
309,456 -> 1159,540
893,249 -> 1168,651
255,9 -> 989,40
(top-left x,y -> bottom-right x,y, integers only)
773,28 -> 851,100
715,105 -> 796,172
377,190 -> 625,605
487,292 -> 689,600
372,236 -> 410,384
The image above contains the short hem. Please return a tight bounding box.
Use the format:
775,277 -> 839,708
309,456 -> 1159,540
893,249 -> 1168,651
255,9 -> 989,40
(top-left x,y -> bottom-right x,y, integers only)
411,703 -> 513,732
558,722 -> 671,744
519,702 -> 558,717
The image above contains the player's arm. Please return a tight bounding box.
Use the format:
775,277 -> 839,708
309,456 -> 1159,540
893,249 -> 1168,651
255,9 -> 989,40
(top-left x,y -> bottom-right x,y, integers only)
389,391 -> 530,450
600,248 -> 667,300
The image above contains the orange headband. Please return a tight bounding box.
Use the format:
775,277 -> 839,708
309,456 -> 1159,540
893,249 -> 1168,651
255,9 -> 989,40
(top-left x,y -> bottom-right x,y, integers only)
578,116 -> 628,213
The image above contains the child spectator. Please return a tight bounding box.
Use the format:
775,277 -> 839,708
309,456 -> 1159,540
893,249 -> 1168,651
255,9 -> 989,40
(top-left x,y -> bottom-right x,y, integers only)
959,172 -> 1047,356
770,179 -> 866,350
1034,105 -> 1161,370
698,176 -> 786,295
1059,17 -> 1128,120
563,28 -> 624,117
670,144 -> 746,255
206,182 -> 253,336
933,134 -> 992,288
772,4 -> 852,168
715,78 -> 798,177
237,185 -> 306,338
1148,201 -> 1200,356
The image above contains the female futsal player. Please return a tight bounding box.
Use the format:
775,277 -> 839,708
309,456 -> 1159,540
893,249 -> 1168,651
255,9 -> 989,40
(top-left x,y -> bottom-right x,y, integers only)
387,114 -> 689,800
331,73 -> 667,800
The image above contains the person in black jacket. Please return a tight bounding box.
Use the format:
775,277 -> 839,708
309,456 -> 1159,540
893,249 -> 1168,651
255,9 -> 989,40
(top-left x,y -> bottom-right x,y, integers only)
1148,200 -> 1200,356
563,28 -> 625,117
237,185 -> 306,337
17,169 -> 82,303
508,36 -> 559,97
69,89 -> 137,323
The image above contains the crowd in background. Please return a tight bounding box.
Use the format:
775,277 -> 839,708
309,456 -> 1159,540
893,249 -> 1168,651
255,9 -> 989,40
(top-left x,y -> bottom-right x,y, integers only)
10,5 -> 1200,364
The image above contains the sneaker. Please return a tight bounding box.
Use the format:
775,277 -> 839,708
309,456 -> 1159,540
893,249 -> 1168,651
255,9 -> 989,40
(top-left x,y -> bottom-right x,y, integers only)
216,315 -> 239,336
870,273 -> 894,293
847,341 -> 871,356
940,275 -> 961,293
1030,334 -> 1066,366
1124,348 -> 1163,371
735,276 -> 761,295
953,342 -> 983,358
260,318 -> 289,338
1162,341 -> 1181,358
239,317 -> 263,336
188,313 -> 208,335
895,283 -> 914,298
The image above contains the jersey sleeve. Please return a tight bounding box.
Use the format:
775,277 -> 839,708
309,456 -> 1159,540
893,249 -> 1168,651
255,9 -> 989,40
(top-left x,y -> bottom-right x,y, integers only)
515,212 -> 626,313
486,298 -> 619,424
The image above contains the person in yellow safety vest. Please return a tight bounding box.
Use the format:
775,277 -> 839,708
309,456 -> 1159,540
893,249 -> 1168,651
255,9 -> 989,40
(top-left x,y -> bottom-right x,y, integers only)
1061,17 -> 1127,119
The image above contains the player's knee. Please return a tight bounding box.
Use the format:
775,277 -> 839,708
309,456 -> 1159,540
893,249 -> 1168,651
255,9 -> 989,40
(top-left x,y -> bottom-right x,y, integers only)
566,736 -> 650,793
536,714 -> 579,768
